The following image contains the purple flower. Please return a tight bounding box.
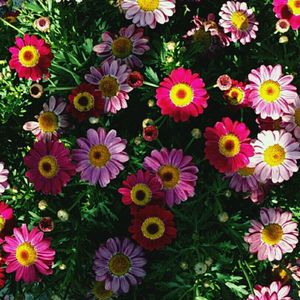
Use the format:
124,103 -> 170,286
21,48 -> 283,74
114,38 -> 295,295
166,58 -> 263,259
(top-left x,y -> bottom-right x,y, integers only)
143,148 -> 199,207
72,128 -> 129,187
93,237 -> 147,294
0,162 -> 9,195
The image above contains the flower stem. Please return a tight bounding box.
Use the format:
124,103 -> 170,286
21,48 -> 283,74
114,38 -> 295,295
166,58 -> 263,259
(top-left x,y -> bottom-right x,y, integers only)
0,18 -> 25,35
143,80 -> 159,88
184,137 -> 195,152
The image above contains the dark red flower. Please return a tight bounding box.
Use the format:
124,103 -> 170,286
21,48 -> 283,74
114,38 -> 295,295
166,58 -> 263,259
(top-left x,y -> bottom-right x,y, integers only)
143,125 -> 159,142
0,202 -> 16,243
67,83 -> 105,122
127,71 -> 144,88
129,205 -> 176,251
38,217 -> 54,232
256,116 -> 282,131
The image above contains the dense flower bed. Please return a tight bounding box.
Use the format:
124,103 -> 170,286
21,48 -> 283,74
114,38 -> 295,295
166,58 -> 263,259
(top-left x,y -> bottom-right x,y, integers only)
0,0 -> 300,299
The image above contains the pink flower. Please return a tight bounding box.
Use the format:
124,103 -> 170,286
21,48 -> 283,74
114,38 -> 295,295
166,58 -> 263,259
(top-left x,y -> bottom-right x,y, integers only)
121,0 -> 176,29
273,0 -> 300,30
223,80 -> 251,107
204,117 -> 254,173
93,24 -> 149,68
3,224 -> 55,283
247,64 -> 298,119
156,67 -> 209,122
219,1 -> 259,45
0,162 -> 9,195
244,208 -> 298,261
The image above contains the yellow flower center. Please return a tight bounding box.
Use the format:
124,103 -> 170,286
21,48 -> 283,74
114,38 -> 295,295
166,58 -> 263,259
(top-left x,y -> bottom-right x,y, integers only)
73,92 -> 95,112
0,216 -> 6,232
288,0 -> 300,15
15,242 -> 37,266
278,269 -> 288,280
158,165 -> 180,189
294,108 -> 300,127
88,145 -> 111,168
38,111 -> 58,133
108,253 -> 131,276
130,183 -> 152,206
261,223 -> 283,246
92,281 -> 113,300
227,87 -> 245,105
231,12 -> 249,30
259,80 -> 281,103
219,134 -> 241,157
99,76 -> 119,98
237,166 -> 255,176
112,37 -> 133,59
137,0 -> 159,11
38,155 -> 59,179
170,83 -> 194,107
18,45 -> 40,68
141,217 -> 165,240
263,144 -> 286,167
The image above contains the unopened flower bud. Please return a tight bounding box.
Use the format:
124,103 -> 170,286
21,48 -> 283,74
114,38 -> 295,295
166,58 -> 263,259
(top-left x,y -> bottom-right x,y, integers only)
218,212 -> 229,223
57,209 -> 69,221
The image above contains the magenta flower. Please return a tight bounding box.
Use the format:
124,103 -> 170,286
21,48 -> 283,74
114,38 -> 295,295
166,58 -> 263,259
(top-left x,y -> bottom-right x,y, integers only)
0,162 -> 9,195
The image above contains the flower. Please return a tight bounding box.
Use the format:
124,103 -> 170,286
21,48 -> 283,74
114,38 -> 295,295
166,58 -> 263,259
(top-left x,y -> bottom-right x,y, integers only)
143,125 -> 159,141
23,96 -> 69,142
129,205 -> 176,250
86,281 -> 114,300
118,170 -> 164,209
204,117 -> 254,173
29,83 -> 44,99
143,148 -> 198,207
247,64 -> 298,119
273,0 -> 300,30
219,1 -> 259,45
256,116 -> 282,131
223,80 -> 250,107
247,281 -> 292,300
9,34 -> 53,81
93,24 -> 149,68
121,0 -> 176,29
0,202 -> 15,243
38,217 -> 54,233
57,209 -> 69,222
72,128 -> 129,187
156,67 -> 209,122
67,83 -> 105,122
216,74 -> 232,91
127,71 -> 144,88
194,262 -> 207,275
93,237 -> 146,294
34,17 -> 51,32
276,19 -> 291,33
3,224 -> 55,283
272,263 -> 300,283
245,181 -> 272,204
85,61 -> 133,114
0,162 -> 9,195
252,130 -> 300,183
281,95 -> 300,141
24,140 -> 76,195
244,208 -> 298,261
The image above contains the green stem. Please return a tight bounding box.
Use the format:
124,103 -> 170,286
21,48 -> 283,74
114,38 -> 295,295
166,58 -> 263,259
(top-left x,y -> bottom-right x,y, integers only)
184,137 -> 195,152
0,18 -> 25,35
156,138 -> 164,148
44,86 -> 76,92
238,260 -> 253,293
143,80 -> 159,88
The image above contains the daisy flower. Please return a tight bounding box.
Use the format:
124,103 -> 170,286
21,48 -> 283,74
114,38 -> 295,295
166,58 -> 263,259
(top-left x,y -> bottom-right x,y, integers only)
248,281 -> 292,300
9,34 -> 53,81
223,80 -> 251,107
93,237 -> 146,294
118,170 -> 164,208
3,224 -> 55,283
72,128 -> 129,188
247,64 -> 298,119
272,263 -> 300,283
0,202 -> 15,243
93,24 -> 150,68
252,130 -> 300,183
129,205 -> 176,251
204,117 -> 254,173
86,281 -> 114,300
0,162 -> 9,195
143,148 -> 198,207
23,96 -> 69,142
219,1 -> 259,45
67,83 -> 105,122
281,95 -> 300,141
24,140 -> 76,195
156,67 -> 209,122
244,208 -> 298,261
85,61 -> 133,114
121,0 -> 176,29
273,0 -> 300,30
